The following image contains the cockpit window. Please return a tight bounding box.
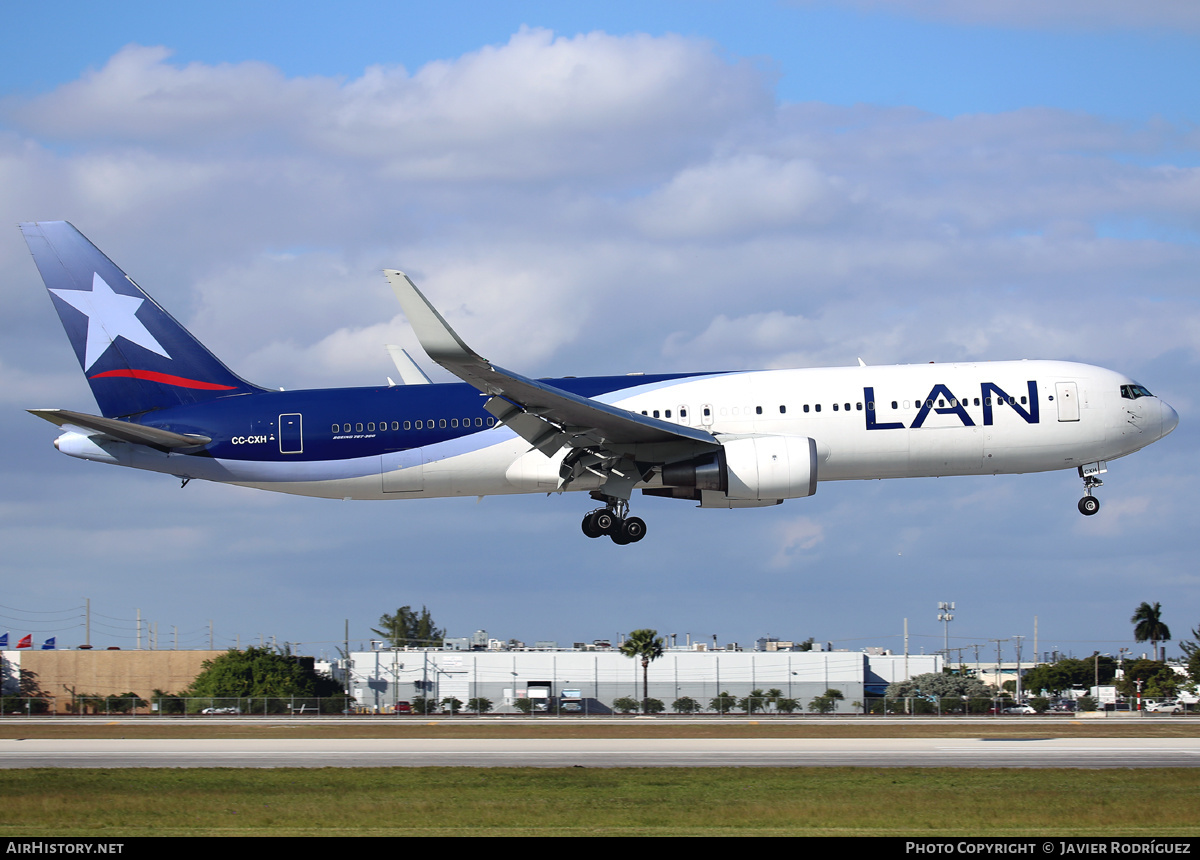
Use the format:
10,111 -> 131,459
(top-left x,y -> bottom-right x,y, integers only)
1120,384 -> 1154,400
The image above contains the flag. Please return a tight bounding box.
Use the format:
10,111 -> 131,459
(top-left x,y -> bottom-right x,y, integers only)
41,638 -> 56,650
0,633 -> 7,647
16,634 -> 31,649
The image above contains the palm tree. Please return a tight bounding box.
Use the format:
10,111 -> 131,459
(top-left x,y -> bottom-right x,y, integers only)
619,629 -> 664,710
1131,602 -> 1171,661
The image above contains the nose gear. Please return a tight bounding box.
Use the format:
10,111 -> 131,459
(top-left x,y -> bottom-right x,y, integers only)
1077,463 -> 1105,516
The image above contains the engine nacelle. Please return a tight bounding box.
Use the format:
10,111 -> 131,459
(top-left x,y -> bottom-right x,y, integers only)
660,435 -> 818,501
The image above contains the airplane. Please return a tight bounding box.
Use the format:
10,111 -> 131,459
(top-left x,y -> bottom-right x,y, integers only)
21,221 -> 1179,545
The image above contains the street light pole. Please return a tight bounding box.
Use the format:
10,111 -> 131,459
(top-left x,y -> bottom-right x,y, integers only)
937,602 -> 955,659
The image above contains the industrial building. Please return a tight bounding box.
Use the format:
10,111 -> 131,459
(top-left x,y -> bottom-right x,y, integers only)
1,649 -> 224,713
344,646 -> 942,713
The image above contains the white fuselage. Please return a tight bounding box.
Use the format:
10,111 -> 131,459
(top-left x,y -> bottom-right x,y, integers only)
66,359 -> 1176,504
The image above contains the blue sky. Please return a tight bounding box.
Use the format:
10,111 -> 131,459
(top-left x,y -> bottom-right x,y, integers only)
1,1 -> 1197,667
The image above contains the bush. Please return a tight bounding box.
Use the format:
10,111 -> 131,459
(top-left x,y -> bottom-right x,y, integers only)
672,697 -> 703,714
612,697 -> 640,714
709,692 -> 737,714
775,697 -> 800,714
411,696 -> 439,715
0,696 -> 51,715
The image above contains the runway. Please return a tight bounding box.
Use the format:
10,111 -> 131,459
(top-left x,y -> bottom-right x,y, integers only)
4,736 -> 1199,768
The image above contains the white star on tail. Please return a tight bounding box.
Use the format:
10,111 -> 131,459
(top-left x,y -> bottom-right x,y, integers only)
50,273 -> 170,371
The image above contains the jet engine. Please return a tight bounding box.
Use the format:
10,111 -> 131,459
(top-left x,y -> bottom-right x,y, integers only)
659,435 -> 818,501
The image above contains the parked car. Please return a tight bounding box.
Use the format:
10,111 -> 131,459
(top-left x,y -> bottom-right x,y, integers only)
1002,705 -> 1036,715
200,707 -> 240,715
1144,700 -> 1182,714
394,701 -> 412,714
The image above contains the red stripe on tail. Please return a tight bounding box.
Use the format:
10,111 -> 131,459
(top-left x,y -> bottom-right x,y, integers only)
88,369 -> 238,391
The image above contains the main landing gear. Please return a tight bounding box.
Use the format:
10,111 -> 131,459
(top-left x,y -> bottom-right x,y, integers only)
581,497 -> 647,545
1078,465 -> 1103,516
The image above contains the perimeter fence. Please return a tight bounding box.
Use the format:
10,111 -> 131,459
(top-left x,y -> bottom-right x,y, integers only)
1,694 -> 1170,716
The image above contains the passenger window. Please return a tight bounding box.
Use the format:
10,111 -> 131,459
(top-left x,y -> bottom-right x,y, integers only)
415,420 -> 423,429
355,423 -> 363,432
331,425 -> 339,433
343,424 -> 351,433
392,421 -> 399,431
439,419 -> 447,428
368,422 -> 375,431
755,406 -> 762,415
475,417 -> 483,426
833,403 -> 839,412
803,404 -> 809,413
451,419 -> 458,428
856,403 -> 862,411
653,410 -> 660,418
891,401 -> 898,409
487,417 -> 495,426
403,421 -> 411,430
665,409 -> 672,418
815,404 -> 821,412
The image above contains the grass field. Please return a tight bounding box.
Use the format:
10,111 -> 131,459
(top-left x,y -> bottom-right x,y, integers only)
1,766 -> 1197,837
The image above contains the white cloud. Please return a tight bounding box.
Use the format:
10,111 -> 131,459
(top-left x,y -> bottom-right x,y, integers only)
14,30 -> 772,183
633,155 -> 853,239
770,515 -> 826,567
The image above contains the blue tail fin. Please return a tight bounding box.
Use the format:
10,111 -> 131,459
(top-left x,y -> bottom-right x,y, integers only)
20,221 -> 266,418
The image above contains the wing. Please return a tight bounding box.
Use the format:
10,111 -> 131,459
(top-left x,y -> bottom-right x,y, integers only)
385,270 -> 718,493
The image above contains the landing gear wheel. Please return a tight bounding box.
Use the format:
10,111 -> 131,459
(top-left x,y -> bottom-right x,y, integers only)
1078,496 -> 1100,516
593,510 -> 618,534
610,528 -> 632,546
621,516 -> 647,543
581,511 -> 605,539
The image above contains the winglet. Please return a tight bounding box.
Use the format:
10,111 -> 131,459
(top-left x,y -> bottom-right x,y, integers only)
384,344 -> 432,385
385,270 -> 485,367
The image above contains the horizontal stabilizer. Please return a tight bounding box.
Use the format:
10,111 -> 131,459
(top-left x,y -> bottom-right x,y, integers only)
28,408 -> 211,449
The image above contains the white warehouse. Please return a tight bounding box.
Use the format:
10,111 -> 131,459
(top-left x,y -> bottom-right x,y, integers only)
344,647 -> 941,714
